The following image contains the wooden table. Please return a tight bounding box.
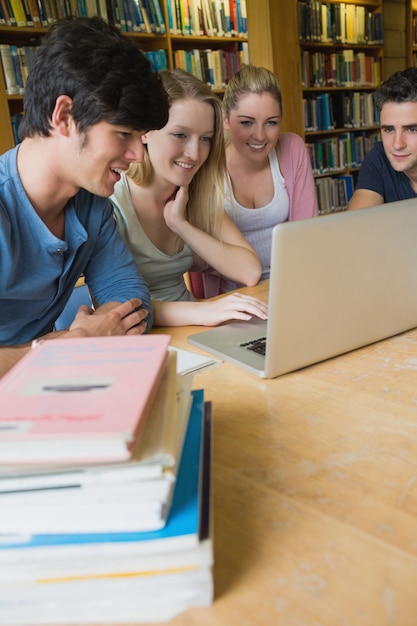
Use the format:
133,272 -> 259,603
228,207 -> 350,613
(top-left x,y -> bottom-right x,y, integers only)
149,280 -> 417,626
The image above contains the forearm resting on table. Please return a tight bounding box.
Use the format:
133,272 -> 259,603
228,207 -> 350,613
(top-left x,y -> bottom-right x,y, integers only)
348,189 -> 384,210
152,300 -> 206,327
152,293 -> 268,327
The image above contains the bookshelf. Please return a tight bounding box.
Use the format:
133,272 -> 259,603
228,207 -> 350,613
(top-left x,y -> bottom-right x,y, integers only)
0,0 -> 249,153
246,0 -> 384,214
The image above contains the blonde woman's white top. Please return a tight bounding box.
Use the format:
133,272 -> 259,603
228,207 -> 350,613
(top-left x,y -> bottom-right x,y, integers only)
224,148 -> 290,288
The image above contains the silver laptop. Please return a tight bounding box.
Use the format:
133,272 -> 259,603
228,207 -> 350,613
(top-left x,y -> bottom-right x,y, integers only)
189,198 -> 417,378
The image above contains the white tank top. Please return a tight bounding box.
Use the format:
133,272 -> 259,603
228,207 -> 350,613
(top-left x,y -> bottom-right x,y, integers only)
224,149 -> 289,289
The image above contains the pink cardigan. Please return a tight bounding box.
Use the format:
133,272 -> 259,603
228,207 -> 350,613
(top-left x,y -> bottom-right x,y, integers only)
279,132 -> 319,220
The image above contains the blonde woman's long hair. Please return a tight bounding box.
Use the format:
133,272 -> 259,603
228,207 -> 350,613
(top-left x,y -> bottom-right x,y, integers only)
126,69 -> 226,258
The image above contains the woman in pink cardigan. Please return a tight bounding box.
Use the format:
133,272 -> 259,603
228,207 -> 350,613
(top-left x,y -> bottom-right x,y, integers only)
220,64 -> 318,292
189,64 -> 319,297
191,64 -> 318,298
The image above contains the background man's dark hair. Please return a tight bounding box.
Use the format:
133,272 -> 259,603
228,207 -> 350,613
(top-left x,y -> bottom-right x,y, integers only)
19,16 -> 169,139
374,67 -> 417,113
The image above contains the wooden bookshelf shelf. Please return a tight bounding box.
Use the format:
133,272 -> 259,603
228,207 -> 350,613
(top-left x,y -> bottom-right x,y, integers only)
305,124 -> 380,136
303,85 -> 377,91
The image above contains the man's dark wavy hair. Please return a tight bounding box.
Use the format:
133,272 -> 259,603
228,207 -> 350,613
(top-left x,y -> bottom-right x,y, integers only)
19,16 -> 169,139
374,67 -> 417,113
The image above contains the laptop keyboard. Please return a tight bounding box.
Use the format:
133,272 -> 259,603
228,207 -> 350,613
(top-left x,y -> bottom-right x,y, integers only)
240,337 -> 267,356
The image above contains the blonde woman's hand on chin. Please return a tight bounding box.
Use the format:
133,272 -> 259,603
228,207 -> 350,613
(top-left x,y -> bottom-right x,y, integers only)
163,186 -> 189,233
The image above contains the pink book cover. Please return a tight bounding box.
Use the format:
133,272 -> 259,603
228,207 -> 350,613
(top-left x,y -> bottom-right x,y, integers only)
0,335 -> 171,463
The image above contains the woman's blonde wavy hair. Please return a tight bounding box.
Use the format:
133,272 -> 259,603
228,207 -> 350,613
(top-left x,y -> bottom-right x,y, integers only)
126,69 -> 226,258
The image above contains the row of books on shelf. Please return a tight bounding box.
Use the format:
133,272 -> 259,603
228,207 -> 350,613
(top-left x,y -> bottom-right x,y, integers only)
173,44 -> 247,89
0,42 -> 169,97
297,0 -> 383,45
303,91 -> 379,132
0,42 -> 35,95
0,0 -> 248,38
301,49 -> 381,88
0,0 -> 109,27
0,41 -> 246,105
110,0 -> 165,33
306,130 -> 379,174
0,0 -> 165,33
167,0 -> 247,37
0,335 -> 219,623
315,173 -> 353,214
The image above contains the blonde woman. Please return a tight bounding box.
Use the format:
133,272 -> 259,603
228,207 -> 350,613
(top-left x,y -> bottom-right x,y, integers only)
111,69 -> 267,327
222,64 -> 319,289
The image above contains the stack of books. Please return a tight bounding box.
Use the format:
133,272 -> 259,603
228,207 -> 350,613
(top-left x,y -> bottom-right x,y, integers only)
0,336 -> 213,624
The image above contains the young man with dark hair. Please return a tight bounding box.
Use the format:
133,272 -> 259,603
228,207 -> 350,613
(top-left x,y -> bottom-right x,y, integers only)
0,16 -> 169,376
348,67 -> 417,210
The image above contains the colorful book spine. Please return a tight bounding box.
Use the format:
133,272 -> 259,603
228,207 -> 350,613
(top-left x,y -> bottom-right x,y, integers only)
165,0 -> 174,32
122,0 -> 134,31
3,0 -> 17,23
9,0 -> 27,24
26,0 -> 40,23
200,0 -> 213,36
138,0 -> 152,32
145,49 -> 168,71
178,0 -> 190,35
130,0 -> 145,31
115,0 -> 127,30
222,0 -> 231,35
0,44 -> 19,95
239,0 -> 246,35
34,0 -> 48,26
150,0 -> 165,33
214,0 -> 223,36
9,44 -> 25,94
141,0 -> 157,31
228,0 -> 236,35
0,0 -> 12,23
19,0 -> 34,24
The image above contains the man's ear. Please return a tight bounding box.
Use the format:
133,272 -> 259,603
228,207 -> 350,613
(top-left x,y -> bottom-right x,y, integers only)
51,95 -> 74,136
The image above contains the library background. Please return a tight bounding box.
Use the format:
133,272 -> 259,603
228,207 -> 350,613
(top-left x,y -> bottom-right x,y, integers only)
0,0 -> 414,214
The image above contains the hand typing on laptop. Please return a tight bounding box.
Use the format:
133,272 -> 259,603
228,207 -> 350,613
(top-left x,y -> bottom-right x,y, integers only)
197,293 -> 268,327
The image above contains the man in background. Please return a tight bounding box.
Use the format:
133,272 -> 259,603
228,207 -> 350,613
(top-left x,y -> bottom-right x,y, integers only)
0,16 -> 169,376
348,67 -> 417,209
